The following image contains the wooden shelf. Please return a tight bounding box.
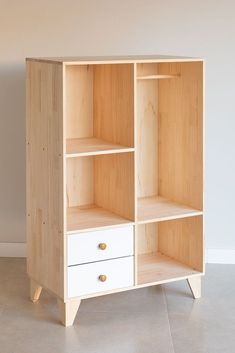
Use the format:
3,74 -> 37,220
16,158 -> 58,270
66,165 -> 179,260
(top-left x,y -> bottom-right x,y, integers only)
137,196 -> 202,224
66,137 -> 134,157
67,205 -> 133,233
137,74 -> 178,80
138,252 -> 200,285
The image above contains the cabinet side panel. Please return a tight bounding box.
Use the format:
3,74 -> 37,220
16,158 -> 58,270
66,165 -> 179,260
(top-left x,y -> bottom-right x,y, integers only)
26,61 -> 64,298
158,61 -> 203,210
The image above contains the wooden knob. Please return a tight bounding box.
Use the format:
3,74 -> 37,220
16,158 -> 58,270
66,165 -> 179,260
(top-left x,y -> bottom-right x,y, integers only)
98,243 -> 107,250
99,275 -> 107,282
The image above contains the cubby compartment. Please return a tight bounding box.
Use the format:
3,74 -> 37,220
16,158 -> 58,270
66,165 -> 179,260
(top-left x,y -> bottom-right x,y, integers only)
137,216 -> 203,285
65,64 -> 134,157
66,152 -> 135,232
136,61 -> 203,223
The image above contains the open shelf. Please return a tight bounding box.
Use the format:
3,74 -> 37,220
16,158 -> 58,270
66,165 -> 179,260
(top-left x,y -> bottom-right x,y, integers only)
136,216 -> 203,285
66,153 -> 135,232
138,252 -> 201,285
65,64 -> 134,152
67,206 -> 133,233
66,137 -> 134,157
138,196 -> 202,224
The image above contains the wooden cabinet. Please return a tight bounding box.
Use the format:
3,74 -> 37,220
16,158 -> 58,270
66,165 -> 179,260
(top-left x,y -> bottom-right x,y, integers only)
26,55 -> 204,326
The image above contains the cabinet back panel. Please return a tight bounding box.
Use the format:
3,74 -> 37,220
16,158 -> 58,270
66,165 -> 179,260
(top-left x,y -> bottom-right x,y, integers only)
94,153 -> 135,220
66,157 -> 94,207
137,223 -> 158,255
94,64 -> 134,147
158,216 -> 204,272
66,65 -> 93,139
158,62 -> 203,209
136,64 -> 158,198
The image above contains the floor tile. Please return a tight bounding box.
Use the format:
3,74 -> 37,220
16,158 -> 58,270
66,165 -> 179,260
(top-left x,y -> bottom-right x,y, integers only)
0,258 -> 174,353
163,265 -> 235,353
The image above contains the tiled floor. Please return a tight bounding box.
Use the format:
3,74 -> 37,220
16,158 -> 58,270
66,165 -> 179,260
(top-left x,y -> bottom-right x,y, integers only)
0,259 -> 234,353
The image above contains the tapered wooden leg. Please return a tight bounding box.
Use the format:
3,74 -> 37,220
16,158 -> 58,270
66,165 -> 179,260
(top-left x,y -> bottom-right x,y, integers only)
187,276 -> 201,299
30,279 -> 43,303
57,299 -> 81,326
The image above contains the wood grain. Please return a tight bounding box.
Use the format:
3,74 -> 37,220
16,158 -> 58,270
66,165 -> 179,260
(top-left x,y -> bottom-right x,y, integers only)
158,61 -> 203,210
94,153 -> 135,221
94,64 -> 134,147
65,65 -> 93,139
158,216 -> 204,272
138,252 -> 200,285
67,206 -> 133,233
66,137 -> 134,157
136,64 -> 158,198
26,60 -> 64,298
138,196 -> 202,223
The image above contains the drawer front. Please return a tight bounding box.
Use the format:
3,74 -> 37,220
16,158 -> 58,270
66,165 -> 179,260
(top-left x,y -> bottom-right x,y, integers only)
67,226 -> 133,266
67,256 -> 134,298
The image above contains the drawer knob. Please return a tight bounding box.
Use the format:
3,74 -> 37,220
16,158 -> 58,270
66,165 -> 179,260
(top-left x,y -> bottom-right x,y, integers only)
99,274 -> 107,282
98,243 -> 107,250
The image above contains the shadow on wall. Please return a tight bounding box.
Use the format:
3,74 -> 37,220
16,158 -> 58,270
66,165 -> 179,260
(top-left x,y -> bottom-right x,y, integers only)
0,62 -> 26,242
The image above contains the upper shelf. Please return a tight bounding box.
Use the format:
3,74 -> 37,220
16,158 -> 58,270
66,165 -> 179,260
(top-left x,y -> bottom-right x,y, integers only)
66,137 -> 134,157
138,196 -> 202,224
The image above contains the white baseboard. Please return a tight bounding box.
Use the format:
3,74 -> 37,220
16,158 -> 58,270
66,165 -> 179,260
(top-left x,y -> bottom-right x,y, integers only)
0,243 -> 234,264
0,243 -> 26,257
206,249 -> 235,264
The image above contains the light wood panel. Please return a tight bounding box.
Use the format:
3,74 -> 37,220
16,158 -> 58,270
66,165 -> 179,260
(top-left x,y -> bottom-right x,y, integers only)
66,65 -> 93,139
137,64 -> 158,198
138,196 -> 202,223
66,157 -> 94,207
95,153 -> 135,221
66,137 -> 134,157
158,216 -> 204,272
26,61 -> 64,298
94,64 -> 134,147
138,252 -> 200,285
137,223 -> 158,255
158,61 -> 203,210
67,206 -> 133,233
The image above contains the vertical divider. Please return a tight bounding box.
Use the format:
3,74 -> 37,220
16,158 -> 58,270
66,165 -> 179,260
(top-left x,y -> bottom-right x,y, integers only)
133,62 -> 138,285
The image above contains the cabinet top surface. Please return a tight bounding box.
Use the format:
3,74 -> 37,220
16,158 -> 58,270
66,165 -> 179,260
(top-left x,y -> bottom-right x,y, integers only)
26,54 -> 203,65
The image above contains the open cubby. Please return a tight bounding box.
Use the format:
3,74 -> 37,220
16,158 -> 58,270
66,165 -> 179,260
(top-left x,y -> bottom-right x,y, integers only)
137,216 -> 203,285
65,64 -> 134,157
66,152 -> 135,232
136,62 -> 203,223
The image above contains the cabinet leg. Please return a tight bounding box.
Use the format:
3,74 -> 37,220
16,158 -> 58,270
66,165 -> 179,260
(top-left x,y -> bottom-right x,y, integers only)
30,279 -> 43,303
57,299 -> 81,326
187,276 -> 201,299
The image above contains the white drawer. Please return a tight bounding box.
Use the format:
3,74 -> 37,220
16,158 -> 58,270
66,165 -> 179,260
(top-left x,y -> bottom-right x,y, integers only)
67,256 -> 134,297
67,226 -> 133,266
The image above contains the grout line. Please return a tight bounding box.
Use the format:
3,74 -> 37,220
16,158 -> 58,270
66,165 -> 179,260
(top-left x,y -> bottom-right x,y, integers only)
162,285 -> 176,353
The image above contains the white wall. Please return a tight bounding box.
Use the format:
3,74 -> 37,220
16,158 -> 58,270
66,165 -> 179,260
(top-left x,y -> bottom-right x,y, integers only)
0,0 -> 235,260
